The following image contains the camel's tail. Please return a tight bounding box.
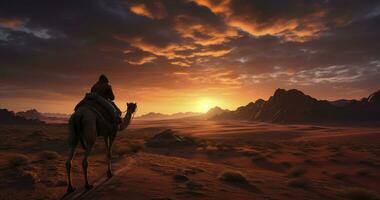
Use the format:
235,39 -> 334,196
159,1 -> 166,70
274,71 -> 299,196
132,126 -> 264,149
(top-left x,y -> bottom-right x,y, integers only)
69,111 -> 87,149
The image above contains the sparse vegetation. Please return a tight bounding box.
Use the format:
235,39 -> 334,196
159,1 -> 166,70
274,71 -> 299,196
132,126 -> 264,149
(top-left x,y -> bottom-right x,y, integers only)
219,170 -> 249,185
129,143 -> 143,153
251,152 -> 267,162
183,167 -> 204,175
340,187 -> 380,200
327,144 -> 341,152
288,166 -> 307,177
356,169 -> 371,177
113,143 -> 143,156
358,160 -> 377,167
333,172 -> 347,180
8,154 -> 29,167
304,159 -> 315,165
281,161 -> 292,168
287,177 -> 310,189
251,142 -> 281,152
40,150 -> 59,160
219,170 -> 259,192
173,174 -> 189,182
291,151 -> 306,156
186,181 -> 203,190
216,143 -> 234,151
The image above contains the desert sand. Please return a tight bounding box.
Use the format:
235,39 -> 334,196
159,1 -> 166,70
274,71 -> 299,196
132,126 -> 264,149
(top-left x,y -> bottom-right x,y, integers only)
0,119 -> 379,200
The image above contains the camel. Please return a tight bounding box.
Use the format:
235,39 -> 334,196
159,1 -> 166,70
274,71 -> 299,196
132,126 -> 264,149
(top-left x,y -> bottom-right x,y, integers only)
65,102 -> 137,192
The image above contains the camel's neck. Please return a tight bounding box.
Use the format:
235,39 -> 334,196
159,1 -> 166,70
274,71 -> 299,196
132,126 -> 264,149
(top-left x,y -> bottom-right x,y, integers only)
119,111 -> 133,131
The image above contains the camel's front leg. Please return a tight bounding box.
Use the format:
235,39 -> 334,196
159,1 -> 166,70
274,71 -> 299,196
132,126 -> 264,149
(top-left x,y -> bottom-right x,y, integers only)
66,123 -> 78,193
104,136 -> 113,178
66,145 -> 77,193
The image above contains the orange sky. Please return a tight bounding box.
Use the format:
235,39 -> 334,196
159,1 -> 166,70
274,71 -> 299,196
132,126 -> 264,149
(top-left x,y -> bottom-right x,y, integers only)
1,0 -> 380,115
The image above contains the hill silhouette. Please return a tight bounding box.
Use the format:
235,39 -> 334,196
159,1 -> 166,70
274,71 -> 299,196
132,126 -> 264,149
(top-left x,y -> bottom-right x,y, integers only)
0,109 -> 45,124
213,88 -> 380,123
137,112 -> 202,120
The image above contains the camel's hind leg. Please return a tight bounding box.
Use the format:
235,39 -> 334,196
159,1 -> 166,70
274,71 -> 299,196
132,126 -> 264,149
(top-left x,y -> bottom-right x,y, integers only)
82,145 -> 94,190
66,124 -> 78,193
81,116 -> 96,190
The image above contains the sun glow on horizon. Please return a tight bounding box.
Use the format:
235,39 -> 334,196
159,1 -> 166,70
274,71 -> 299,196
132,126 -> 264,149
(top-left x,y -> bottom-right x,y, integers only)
197,98 -> 218,113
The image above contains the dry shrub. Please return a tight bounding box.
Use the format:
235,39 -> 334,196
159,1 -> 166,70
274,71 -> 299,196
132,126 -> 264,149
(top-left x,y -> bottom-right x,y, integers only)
219,170 -> 249,185
113,143 -> 143,156
356,169 -> 371,177
327,144 -> 341,152
358,160 -> 377,167
251,152 -> 267,162
288,166 -> 307,177
8,154 -> 29,167
40,150 -> 59,160
333,172 -> 347,180
281,161 -> 292,168
287,177 -> 310,189
186,181 -> 203,190
340,187 -> 380,200
173,174 -> 189,182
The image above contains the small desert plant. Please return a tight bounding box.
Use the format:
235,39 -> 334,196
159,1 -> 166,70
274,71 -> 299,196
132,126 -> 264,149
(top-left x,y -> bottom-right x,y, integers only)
304,159 -> 315,165
291,152 -> 306,156
219,170 -> 249,185
333,172 -> 347,180
340,187 -> 380,200
186,181 -> 203,190
40,150 -> 59,160
356,169 -> 371,177
113,143 -> 143,156
358,160 -> 377,167
129,144 -> 143,153
8,154 -> 29,167
251,153 -> 267,162
173,174 -> 189,182
287,177 -> 310,189
281,161 -> 292,168
327,144 -> 341,152
288,166 -> 307,177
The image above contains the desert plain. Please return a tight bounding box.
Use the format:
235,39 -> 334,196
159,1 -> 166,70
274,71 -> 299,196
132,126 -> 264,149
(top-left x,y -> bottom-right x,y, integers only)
0,119 -> 379,200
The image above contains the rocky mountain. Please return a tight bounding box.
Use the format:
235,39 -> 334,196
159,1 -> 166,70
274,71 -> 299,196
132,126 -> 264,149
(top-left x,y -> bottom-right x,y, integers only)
0,109 -> 45,124
204,106 -> 229,119
255,89 -> 339,123
16,109 -> 69,124
137,112 -> 202,120
213,99 -> 265,120
212,88 -> 380,123
16,109 -> 43,120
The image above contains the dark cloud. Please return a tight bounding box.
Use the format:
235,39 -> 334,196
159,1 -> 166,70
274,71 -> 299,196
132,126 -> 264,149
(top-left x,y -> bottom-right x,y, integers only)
0,0 -> 379,113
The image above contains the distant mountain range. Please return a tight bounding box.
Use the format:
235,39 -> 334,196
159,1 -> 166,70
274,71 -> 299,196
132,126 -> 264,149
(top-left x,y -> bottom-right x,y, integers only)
2,88 -> 379,124
15,109 -> 70,124
136,112 -> 202,120
0,109 -> 45,124
212,88 -> 380,124
136,106 -> 231,120
0,108 -> 70,124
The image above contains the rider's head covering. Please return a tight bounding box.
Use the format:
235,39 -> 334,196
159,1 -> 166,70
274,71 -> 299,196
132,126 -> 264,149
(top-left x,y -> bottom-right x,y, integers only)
99,74 -> 109,83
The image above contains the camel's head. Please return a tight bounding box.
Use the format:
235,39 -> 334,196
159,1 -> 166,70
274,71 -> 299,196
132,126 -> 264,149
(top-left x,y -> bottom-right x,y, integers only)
126,102 -> 137,114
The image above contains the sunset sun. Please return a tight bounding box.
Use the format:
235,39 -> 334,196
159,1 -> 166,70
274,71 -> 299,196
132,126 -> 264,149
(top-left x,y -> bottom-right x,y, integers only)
197,98 -> 217,113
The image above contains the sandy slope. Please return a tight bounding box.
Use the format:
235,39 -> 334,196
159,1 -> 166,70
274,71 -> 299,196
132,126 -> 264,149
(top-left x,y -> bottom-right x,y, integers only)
0,120 -> 379,200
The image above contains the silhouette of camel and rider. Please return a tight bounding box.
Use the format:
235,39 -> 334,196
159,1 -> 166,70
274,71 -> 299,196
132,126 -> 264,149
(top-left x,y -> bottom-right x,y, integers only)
66,75 -> 137,193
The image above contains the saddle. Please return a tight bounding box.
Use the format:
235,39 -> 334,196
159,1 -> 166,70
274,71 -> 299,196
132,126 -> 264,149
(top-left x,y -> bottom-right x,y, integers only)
74,93 -> 120,129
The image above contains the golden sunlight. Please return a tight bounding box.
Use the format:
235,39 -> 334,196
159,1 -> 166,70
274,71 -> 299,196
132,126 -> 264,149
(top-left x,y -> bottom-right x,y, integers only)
197,98 -> 218,113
